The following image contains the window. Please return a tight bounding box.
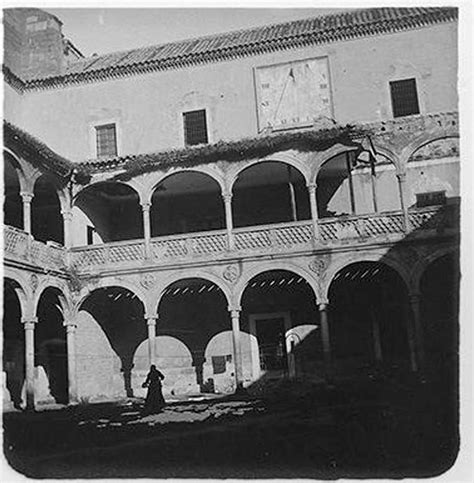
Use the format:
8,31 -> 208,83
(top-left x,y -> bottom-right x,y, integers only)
390,78 -> 420,118
95,124 -> 117,157
416,191 -> 446,208
183,110 -> 208,146
86,226 -> 95,245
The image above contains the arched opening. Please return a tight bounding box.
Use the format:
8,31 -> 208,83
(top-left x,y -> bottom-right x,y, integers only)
36,287 -> 68,404
31,175 -> 63,244
407,137 -> 460,209
418,252 -> 459,467
232,162 -> 310,228
155,278 -> 230,395
151,171 -> 225,236
420,253 -> 459,380
74,183 -> 143,243
77,287 -> 146,400
3,153 -> 23,229
328,261 -> 411,378
316,152 -> 355,218
240,270 -> 320,384
3,279 -> 25,409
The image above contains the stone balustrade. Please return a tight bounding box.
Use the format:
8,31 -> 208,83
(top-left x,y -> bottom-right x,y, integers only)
3,225 -> 67,271
67,204 -> 458,273
4,205 -> 458,274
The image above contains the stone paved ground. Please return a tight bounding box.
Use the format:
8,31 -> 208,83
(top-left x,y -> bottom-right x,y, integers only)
2,377 -> 459,479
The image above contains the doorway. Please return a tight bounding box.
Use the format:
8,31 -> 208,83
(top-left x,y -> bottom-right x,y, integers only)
249,312 -> 292,380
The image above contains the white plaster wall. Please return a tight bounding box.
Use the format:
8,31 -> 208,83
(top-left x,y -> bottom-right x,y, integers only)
6,22 -> 457,162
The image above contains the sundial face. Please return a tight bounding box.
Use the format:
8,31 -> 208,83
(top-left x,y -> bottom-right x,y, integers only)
256,57 -> 332,131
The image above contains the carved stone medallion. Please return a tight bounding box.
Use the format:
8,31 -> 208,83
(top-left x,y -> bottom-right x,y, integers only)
140,273 -> 156,290
222,264 -> 240,283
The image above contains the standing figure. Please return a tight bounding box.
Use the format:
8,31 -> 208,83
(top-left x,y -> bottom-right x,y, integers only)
141,365 -> 165,415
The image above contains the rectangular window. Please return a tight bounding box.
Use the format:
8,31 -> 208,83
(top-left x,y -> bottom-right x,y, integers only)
183,110 -> 208,146
390,78 -> 420,118
95,123 -> 117,157
86,226 -> 95,245
416,191 -> 446,208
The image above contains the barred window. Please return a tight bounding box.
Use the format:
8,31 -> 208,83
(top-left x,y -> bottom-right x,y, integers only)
183,110 -> 208,146
416,191 -> 446,208
95,124 -> 117,157
390,78 -> 420,118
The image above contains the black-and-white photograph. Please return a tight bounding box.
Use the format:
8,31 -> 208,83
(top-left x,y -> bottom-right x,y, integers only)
2,0 -> 470,480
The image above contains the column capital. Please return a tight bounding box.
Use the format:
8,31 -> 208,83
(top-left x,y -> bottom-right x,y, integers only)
318,301 -> 329,311
409,292 -> 421,304
307,182 -> 317,192
228,305 -> 241,315
20,191 -> 34,202
140,202 -> 151,211
396,172 -> 407,182
61,209 -> 73,220
22,317 -> 38,328
145,314 -> 158,326
222,193 -> 233,203
65,323 -> 77,333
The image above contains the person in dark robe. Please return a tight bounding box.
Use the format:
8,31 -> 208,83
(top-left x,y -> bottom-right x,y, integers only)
141,365 -> 165,415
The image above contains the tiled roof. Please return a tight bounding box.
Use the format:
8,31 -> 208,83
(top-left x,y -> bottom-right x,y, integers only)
4,122 -> 75,178
13,7 -> 457,91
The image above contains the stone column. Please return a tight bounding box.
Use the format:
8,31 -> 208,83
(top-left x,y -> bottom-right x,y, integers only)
22,317 -> 37,410
61,209 -> 73,248
318,302 -> 332,379
307,183 -> 321,241
229,307 -> 243,390
20,192 -> 33,234
396,172 -> 410,232
404,301 -> 418,372
410,293 -> 425,373
146,316 -> 157,367
370,307 -> 383,363
65,322 -> 78,403
222,193 -> 235,251
141,202 -> 152,259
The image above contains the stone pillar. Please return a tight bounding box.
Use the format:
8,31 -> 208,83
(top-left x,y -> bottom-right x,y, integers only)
22,317 -> 37,410
318,302 -> 332,379
396,172 -> 410,232
410,293 -> 425,373
222,193 -> 235,251
404,301 -> 418,372
146,316 -> 157,367
229,307 -> 243,390
370,307 -> 383,363
61,209 -> 73,248
65,322 -> 78,403
141,202 -> 152,259
307,183 -> 321,241
20,192 -> 33,234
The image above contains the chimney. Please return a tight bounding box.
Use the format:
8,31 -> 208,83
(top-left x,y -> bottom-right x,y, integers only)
3,8 -> 80,80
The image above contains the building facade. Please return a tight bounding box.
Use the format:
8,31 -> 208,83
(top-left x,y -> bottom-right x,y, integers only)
3,7 -> 459,409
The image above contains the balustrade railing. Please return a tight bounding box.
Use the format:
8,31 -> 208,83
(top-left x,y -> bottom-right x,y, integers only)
6,205 -> 456,273
3,225 -> 67,270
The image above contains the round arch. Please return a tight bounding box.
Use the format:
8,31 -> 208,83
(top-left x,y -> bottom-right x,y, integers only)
3,149 -> 27,187
310,144 -> 359,185
410,245 -> 459,296
75,280 -> 148,314
3,269 -> 31,317
235,261 -> 319,308
33,281 -> 71,319
229,152 -> 310,193
322,253 -> 410,302
149,167 -> 225,203
73,180 -> 141,205
400,132 -> 459,167
149,270 -> 232,316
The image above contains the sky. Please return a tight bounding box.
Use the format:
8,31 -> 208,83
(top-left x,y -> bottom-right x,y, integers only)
44,7 -> 345,58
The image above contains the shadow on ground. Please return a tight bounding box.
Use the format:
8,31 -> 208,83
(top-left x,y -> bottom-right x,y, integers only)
3,371 -> 458,479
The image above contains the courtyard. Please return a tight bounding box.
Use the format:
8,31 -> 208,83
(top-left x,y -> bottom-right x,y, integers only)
4,374 -> 458,479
